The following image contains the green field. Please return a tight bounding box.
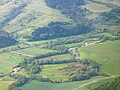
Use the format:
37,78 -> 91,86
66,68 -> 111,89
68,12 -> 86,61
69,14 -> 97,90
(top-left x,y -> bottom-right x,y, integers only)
14,47 -> 57,56
20,76 -> 105,90
79,40 -> 120,75
86,77 -> 115,90
0,76 -> 15,90
40,63 -> 71,81
0,52 -> 26,73
39,54 -> 73,62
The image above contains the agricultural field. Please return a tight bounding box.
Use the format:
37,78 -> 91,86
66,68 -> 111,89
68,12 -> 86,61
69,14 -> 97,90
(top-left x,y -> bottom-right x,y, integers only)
20,76 -> 105,90
40,64 -> 71,81
86,76 -> 115,90
39,54 -> 73,62
0,0 -> 120,90
0,52 -> 26,74
79,40 -> 120,75
13,47 -> 57,56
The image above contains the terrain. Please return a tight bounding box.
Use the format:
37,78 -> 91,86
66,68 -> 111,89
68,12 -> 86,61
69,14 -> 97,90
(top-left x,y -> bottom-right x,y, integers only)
0,0 -> 120,90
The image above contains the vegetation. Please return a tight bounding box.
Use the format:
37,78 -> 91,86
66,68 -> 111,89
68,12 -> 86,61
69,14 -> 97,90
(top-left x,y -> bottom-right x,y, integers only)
94,76 -> 120,90
30,22 -> 92,41
79,40 -> 120,75
70,59 -> 102,81
0,0 -> 120,90
0,31 -> 17,48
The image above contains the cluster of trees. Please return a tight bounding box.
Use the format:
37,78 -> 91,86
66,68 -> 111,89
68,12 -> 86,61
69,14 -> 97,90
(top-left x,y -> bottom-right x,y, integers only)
101,8 -> 120,25
9,75 -> 29,90
0,72 -> 4,77
45,0 -> 92,23
94,76 -> 120,90
43,44 -> 68,52
30,23 -> 92,41
45,0 -> 85,9
0,30 -> 17,48
0,36 -> 17,48
70,59 -> 102,81
34,51 -> 68,59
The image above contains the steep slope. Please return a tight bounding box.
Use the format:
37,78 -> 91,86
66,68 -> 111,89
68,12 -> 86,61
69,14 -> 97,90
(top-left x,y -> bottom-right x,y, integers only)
0,0 -> 71,37
0,30 -> 17,48
95,0 -> 120,6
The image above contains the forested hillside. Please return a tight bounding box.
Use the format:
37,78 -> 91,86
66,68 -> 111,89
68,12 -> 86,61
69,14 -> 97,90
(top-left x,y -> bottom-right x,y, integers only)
0,30 -> 17,48
0,0 -> 120,90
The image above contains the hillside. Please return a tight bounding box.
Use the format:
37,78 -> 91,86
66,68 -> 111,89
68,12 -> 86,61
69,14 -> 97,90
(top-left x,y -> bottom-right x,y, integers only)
0,0 -> 120,90
0,0 -> 71,37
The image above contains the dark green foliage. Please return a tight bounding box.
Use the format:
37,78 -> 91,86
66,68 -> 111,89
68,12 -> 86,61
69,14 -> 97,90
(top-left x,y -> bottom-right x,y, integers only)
45,0 -> 85,9
0,30 -> 17,48
101,8 -> 120,24
30,23 -> 92,41
0,36 -> 17,48
9,75 -> 29,90
70,59 -> 101,81
30,65 -> 41,74
0,72 -> 4,77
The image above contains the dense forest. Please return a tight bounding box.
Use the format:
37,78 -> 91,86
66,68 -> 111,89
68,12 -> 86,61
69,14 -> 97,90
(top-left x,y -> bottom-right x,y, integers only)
45,0 -> 91,22
0,30 -> 17,48
30,22 -> 93,41
45,0 -> 85,9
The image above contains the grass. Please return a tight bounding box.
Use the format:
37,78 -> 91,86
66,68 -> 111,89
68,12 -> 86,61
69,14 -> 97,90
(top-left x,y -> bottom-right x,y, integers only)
0,52 -> 26,74
39,54 -> 73,62
0,76 -> 15,90
79,40 -> 120,75
40,64 -> 71,81
82,0 -> 111,13
20,76 -> 105,90
86,77 -> 115,90
15,47 -> 57,56
2,0 -> 71,37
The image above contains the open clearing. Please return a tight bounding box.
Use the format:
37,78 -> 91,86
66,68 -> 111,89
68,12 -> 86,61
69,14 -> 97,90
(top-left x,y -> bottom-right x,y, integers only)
0,76 -> 15,90
82,0 -> 111,13
40,63 -> 71,81
79,40 -> 120,75
20,76 -> 105,90
39,54 -> 73,62
14,47 -> 57,56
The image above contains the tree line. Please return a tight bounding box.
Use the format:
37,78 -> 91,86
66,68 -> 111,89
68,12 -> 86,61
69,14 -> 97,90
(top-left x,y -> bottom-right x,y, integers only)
30,22 -> 92,41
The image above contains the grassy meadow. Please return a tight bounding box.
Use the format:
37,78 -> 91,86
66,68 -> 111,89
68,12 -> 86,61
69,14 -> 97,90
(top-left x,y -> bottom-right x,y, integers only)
14,47 -> 57,56
0,76 -> 15,90
79,40 -> 120,75
39,54 -> 73,62
40,63 -> 71,81
20,76 -> 105,90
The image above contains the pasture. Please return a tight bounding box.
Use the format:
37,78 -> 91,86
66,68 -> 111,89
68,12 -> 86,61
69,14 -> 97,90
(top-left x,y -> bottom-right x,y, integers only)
40,63 -> 71,81
79,40 -> 120,75
14,47 -> 57,56
20,76 -> 105,90
39,54 -> 73,62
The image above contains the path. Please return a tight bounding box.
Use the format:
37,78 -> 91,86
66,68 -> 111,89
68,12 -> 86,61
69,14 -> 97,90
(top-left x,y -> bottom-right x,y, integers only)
11,51 -> 34,57
73,76 -> 117,90
73,80 -> 97,90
